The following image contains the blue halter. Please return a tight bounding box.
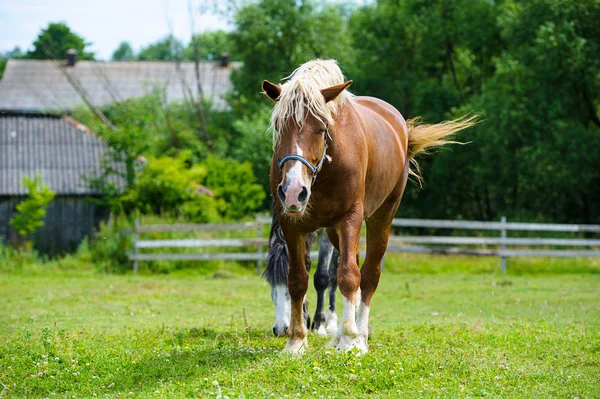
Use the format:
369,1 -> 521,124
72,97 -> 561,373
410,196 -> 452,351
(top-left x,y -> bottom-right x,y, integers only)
278,125 -> 332,186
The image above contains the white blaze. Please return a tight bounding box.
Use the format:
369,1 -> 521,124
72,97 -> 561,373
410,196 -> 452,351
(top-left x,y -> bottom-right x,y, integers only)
285,144 -> 307,187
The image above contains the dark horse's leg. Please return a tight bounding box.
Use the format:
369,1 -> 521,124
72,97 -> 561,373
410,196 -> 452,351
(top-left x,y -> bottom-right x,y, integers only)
326,246 -> 340,334
264,213 -> 312,337
311,230 -> 336,334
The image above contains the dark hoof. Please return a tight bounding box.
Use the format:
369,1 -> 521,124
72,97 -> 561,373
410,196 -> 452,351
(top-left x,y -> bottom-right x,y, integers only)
311,312 -> 326,331
272,325 -> 288,337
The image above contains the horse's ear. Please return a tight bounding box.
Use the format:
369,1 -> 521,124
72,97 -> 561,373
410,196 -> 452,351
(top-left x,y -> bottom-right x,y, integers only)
262,80 -> 282,102
321,80 -> 353,103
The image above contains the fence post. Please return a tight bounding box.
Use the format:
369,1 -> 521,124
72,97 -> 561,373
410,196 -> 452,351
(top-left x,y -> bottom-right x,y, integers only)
256,216 -> 262,275
133,217 -> 140,272
500,216 -> 507,274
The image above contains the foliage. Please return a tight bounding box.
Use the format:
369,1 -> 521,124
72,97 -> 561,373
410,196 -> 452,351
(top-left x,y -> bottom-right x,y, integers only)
1,266 -> 599,397
111,41 -> 135,60
27,22 -> 94,60
345,0 -> 600,223
182,30 -> 235,61
120,152 -> 223,222
86,215 -> 134,273
9,175 -> 56,240
0,57 -> 6,80
137,35 -> 184,61
201,155 -> 266,220
231,104 -> 273,198
229,0 -> 354,110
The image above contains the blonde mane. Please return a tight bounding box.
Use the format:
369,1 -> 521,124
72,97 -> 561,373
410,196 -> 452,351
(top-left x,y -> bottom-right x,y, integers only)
270,59 -> 352,145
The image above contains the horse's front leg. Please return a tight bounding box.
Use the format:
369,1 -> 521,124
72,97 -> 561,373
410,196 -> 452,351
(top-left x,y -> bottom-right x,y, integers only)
280,228 -> 309,355
329,208 -> 365,353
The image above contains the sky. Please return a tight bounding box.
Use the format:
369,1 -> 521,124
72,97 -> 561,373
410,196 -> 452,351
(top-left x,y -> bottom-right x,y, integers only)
0,0 -> 232,60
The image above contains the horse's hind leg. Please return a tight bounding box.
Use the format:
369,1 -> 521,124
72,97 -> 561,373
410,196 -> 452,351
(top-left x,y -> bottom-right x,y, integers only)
329,208 -> 363,353
312,231 -> 334,335
358,166 -> 409,350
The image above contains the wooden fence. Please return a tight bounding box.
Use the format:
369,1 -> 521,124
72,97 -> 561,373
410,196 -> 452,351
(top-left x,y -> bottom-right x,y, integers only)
129,216 -> 600,274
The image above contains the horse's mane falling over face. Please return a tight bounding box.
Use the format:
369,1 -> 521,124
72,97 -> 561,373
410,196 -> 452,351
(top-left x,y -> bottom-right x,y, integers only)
269,59 -> 352,146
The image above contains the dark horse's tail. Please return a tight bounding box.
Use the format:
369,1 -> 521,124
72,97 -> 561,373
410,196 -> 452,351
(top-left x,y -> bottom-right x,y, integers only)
407,114 -> 479,185
263,207 -> 314,286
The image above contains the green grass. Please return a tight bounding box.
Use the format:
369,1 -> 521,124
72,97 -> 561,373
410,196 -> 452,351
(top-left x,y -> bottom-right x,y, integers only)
1,255 -> 599,398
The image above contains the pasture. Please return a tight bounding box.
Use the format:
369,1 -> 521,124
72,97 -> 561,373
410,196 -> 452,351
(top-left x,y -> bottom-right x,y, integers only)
1,255 -> 599,398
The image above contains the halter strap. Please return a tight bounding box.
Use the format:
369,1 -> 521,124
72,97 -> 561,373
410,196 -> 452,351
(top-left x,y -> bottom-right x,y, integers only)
277,125 -> 331,186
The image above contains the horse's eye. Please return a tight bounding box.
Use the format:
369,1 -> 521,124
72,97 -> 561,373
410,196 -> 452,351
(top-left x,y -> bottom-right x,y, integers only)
317,129 -> 325,135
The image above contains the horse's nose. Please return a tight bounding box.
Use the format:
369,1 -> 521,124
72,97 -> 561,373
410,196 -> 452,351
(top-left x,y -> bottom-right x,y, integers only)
298,186 -> 308,203
277,184 -> 286,204
278,184 -> 308,210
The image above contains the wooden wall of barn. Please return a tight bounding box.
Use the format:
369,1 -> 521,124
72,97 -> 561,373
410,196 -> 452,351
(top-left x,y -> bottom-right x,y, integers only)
0,196 -> 109,255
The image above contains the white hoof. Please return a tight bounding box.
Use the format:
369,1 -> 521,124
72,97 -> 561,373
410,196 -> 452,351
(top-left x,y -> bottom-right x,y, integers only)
316,324 -> 328,336
325,335 -> 340,348
282,338 -> 308,356
336,334 -> 368,355
325,310 -> 338,336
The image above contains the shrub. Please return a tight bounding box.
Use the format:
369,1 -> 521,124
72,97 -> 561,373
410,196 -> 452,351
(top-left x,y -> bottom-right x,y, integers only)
202,155 -> 266,220
88,215 -> 134,273
10,175 -> 56,246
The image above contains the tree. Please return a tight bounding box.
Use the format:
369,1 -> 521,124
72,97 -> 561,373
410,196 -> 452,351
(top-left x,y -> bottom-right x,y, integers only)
112,41 -> 135,61
138,36 -> 184,61
229,0 -> 354,107
182,30 -> 234,61
10,175 -> 56,246
28,22 -> 94,60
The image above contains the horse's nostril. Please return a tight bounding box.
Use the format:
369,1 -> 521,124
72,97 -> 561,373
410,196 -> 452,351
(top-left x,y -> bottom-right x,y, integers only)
283,326 -> 288,335
298,186 -> 308,203
272,327 -> 277,336
277,184 -> 286,203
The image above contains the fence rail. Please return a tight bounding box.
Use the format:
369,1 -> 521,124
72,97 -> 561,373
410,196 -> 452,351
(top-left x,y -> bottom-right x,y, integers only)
129,216 -> 600,274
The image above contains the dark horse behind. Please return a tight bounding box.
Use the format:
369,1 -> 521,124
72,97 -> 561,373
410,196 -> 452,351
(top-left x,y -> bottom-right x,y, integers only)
263,211 -> 339,337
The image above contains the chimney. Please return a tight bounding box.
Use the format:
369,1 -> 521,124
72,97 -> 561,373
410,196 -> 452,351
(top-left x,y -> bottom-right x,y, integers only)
219,52 -> 229,68
66,48 -> 77,67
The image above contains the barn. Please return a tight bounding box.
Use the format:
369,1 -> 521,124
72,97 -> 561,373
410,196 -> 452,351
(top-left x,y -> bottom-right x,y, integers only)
0,54 -> 238,254
0,112 -> 121,254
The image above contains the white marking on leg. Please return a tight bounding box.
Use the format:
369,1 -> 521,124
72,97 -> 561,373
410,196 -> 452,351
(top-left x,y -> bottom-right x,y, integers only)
316,324 -> 327,335
336,293 -> 365,353
325,309 -> 338,335
272,284 -> 290,337
355,302 -> 370,352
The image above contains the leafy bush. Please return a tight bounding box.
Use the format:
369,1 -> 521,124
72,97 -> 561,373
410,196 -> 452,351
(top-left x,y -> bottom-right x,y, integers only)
118,151 -> 223,222
231,105 -> 273,200
87,215 -> 134,273
202,155 -> 266,220
10,175 -> 56,244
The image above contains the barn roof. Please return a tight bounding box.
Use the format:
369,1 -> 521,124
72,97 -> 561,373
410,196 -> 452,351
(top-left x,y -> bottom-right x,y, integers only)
0,59 -> 240,112
0,112 -> 123,196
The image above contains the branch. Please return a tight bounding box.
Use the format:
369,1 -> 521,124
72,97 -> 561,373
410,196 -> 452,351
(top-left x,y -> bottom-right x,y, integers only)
57,62 -> 116,130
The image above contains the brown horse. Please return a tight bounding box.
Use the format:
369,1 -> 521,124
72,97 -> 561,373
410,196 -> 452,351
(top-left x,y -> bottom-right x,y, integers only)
262,59 -> 476,354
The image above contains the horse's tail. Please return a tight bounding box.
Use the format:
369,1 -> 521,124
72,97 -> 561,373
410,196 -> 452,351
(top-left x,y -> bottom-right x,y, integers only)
263,210 -> 289,286
406,114 -> 478,186
263,206 -> 315,286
